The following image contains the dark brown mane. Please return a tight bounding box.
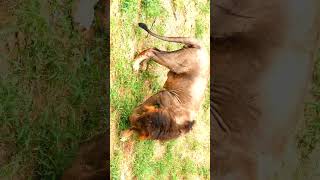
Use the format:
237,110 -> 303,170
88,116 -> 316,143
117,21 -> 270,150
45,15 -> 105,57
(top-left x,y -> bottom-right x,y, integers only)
136,110 -> 195,141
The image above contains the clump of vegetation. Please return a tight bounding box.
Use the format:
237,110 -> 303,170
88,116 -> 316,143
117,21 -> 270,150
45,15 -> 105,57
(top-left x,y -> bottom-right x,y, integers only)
141,0 -> 167,18
298,53 -> 320,160
121,0 -> 138,14
195,18 -> 205,38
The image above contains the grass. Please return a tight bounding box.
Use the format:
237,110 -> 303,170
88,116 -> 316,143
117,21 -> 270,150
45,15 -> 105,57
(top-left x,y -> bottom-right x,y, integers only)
173,0 -> 185,13
0,0 -> 106,179
141,0 -> 167,18
298,51 -> 320,159
294,51 -> 320,179
298,51 -> 320,158
195,19 -> 205,38
110,0 -> 210,179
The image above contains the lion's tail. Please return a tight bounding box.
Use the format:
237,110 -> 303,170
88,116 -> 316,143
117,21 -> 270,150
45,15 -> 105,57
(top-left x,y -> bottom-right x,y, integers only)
138,23 -> 201,48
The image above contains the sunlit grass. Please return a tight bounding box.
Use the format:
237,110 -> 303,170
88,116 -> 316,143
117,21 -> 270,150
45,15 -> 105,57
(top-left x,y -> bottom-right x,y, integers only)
110,0 -> 210,179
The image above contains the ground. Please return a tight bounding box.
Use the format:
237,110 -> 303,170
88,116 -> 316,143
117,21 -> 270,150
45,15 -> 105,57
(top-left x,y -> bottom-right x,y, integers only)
110,0 -> 210,179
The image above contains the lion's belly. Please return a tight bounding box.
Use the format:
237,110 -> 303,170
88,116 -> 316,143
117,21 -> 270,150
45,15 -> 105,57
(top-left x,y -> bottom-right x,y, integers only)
189,77 -> 208,109
165,72 -> 207,108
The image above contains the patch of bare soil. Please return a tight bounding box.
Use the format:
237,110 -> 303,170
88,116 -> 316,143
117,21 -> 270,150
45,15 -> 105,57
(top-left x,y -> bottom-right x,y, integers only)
0,48 -> 10,77
0,143 -> 14,167
0,0 -> 16,26
161,0 -> 186,35
0,0 -> 18,77
153,141 -> 166,160
120,140 -> 135,180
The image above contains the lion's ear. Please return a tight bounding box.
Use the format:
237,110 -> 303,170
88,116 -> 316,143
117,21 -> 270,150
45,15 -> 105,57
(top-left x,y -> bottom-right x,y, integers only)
181,120 -> 196,133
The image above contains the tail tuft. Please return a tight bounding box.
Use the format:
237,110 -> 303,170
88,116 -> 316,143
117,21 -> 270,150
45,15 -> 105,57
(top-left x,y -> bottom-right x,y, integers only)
138,23 -> 149,31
